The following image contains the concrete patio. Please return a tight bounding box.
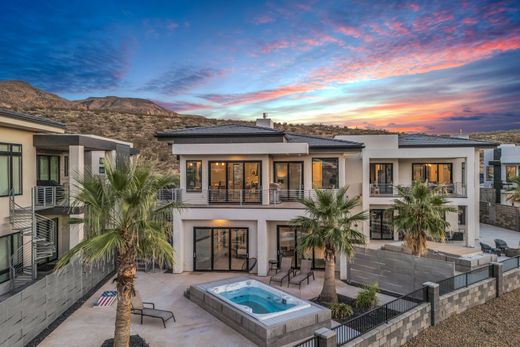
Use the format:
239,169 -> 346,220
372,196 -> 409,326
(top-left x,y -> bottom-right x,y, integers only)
39,271 -> 395,347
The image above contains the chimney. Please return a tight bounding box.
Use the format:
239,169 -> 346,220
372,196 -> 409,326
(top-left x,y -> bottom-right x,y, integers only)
256,112 -> 274,128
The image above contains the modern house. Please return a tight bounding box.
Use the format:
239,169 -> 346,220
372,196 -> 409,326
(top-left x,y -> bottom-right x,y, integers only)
0,108 -> 136,295
156,116 -> 496,279
483,144 -> 520,206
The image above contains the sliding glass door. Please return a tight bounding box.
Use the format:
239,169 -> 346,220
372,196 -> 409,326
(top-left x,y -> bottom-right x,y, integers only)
209,161 -> 261,203
370,209 -> 394,240
274,162 -> 303,201
276,226 -> 324,269
194,227 -> 248,271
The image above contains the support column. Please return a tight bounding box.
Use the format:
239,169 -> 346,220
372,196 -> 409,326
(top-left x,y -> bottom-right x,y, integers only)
423,282 -> 440,326
338,156 -> 346,189
315,327 -> 337,347
361,152 -> 370,241
339,253 -> 347,280
465,149 -> 477,247
257,219 -> 268,276
492,262 -> 504,297
69,145 -> 85,248
173,213 -> 184,273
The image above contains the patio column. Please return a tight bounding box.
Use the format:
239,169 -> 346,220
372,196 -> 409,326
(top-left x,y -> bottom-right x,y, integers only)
465,150 -> 477,247
172,213 -> 184,273
257,219 -> 268,276
69,145 -> 84,247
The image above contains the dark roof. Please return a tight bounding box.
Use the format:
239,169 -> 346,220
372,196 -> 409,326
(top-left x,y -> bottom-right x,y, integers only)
0,108 -> 65,128
285,133 -> 363,149
156,124 -> 284,138
398,134 -> 497,148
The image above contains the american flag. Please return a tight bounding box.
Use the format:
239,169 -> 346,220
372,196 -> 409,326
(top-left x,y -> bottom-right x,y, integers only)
95,290 -> 117,307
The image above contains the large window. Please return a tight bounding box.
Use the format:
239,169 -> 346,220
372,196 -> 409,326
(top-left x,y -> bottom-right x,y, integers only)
0,143 -> 22,196
506,165 -> 518,182
412,163 -> 452,184
209,161 -> 261,203
0,233 -> 22,284
312,158 -> 338,189
186,160 -> 202,192
37,155 -> 60,183
370,163 -> 393,195
370,209 -> 394,240
486,166 -> 494,181
273,162 -> 303,200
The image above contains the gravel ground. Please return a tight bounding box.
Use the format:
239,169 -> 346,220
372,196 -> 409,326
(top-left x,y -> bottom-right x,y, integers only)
405,288 -> 520,347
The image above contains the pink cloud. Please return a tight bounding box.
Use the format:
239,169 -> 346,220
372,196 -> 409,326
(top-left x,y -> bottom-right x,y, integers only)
462,17 -> 478,25
253,15 -> 274,25
155,100 -> 214,112
335,25 -> 362,38
261,39 -> 290,53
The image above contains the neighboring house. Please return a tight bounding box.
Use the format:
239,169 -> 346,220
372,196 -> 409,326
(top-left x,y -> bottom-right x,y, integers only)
482,144 -> 520,206
0,108 -> 136,295
156,116 -> 496,279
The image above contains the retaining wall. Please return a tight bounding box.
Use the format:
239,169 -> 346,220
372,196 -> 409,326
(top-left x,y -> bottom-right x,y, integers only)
504,268 -> 520,293
0,259 -> 113,347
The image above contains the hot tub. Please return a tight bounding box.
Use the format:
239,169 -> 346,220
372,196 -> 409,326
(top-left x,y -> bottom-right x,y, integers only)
208,279 -> 311,320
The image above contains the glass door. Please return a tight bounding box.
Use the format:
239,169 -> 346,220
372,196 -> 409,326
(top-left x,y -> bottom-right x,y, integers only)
194,228 -> 212,271
370,209 -> 394,240
370,163 -> 393,195
274,162 -> 303,201
227,163 -> 243,203
194,227 -> 249,271
277,226 -> 325,269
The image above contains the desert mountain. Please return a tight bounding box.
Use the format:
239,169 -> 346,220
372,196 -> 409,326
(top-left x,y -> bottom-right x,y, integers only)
75,96 -> 176,116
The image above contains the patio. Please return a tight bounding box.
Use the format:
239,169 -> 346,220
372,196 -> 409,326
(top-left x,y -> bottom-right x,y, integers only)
39,271 -> 395,347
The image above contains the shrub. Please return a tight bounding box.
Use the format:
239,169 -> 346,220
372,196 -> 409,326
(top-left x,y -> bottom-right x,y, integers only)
355,283 -> 379,309
330,303 -> 353,320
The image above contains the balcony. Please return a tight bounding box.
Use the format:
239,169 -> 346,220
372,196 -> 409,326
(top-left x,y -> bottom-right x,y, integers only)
33,185 -> 69,209
369,183 -> 467,198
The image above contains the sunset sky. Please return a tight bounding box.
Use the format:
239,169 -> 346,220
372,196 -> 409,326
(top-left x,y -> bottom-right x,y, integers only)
1,0 -> 519,133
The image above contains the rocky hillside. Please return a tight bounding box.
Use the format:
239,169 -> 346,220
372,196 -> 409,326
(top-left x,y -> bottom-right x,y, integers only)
0,80 -> 386,173
471,130 -> 520,145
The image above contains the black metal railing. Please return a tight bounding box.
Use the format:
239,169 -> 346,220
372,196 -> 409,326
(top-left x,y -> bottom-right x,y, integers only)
437,266 -> 492,296
293,335 -> 318,347
501,256 -> 520,272
333,287 -> 427,346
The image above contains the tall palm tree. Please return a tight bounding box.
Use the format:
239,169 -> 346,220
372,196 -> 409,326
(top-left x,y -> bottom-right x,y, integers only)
291,187 -> 367,304
393,181 -> 456,256
56,159 -> 178,347
506,176 -> 520,205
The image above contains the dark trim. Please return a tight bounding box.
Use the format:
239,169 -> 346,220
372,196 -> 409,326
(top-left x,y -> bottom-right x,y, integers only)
33,134 -> 132,152
208,160 -> 262,204
64,156 -> 69,177
276,225 -> 324,270
312,157 -> 339,189
185,160 -> 202,192
273,161 -> 304,200
399,144 -> 497,148
411,163 -> 453,184
0,108 -> 65,128
36,154 -> 61,184
193,227 -> 249,272
0,142 -> 23,197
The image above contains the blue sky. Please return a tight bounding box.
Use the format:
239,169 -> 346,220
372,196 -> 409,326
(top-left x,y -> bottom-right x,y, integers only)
1,0 -> 519,133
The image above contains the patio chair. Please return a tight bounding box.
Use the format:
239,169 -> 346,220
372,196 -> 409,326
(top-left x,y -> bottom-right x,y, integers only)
131,290 -> 176,328
494,239 -> 509,253
480,242 -> 501,256
288,259 -> 315,289
269,257 -> 293,286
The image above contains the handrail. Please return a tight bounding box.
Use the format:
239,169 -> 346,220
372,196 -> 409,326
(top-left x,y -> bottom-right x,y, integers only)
369,182 -> 467,198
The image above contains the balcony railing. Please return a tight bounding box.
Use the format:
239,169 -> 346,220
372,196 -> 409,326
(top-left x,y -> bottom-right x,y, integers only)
157,188 -> 342,206
369,182 -> 467,198
33,185 -> 69,209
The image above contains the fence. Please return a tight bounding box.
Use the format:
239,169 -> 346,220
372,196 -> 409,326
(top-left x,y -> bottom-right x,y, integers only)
331,287 -> 427,346
294,335 -> 318,347
437,266 -> 492,296
0,257 -> 114,347
501,256 -> 520,272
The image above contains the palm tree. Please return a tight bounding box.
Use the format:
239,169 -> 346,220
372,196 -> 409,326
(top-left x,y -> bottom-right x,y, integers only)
506,176 -> 520,205
291,187 -> 367,304
393,181 -> 456,256
56,159 -> 179,347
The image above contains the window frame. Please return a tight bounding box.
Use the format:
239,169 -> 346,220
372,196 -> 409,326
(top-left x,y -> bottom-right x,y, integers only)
37,154 -> 61,183
0,143 -> 23,197
411,163 -> 453,184
312,158 -> 339,189
186,160 -> 203,192
0,232 -> 22,284
64,156 -> 69,177
505,165 -> 518,182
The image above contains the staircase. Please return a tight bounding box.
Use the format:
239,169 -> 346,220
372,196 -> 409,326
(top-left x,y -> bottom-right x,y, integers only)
8,189 -> 57,292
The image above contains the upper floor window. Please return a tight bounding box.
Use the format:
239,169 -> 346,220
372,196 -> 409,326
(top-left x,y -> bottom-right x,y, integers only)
37,155 -> 60,183
506,165 -> 517,182
99,157 -> 105,175
312,158 -> 338,189
412,163 -> 452,185
186,160 -> 202,192
64,156 -> 69,177
486,166 -> 493,181
0,143 -> 22,196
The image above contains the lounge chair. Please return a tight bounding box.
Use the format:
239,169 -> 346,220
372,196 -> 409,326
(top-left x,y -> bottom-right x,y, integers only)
131,290 -> 175,328
494,239 -> 520,257
480,242 -> 501,255
269,257 -> 293,285
495,239 -> 509,253
288,259 -> 315,289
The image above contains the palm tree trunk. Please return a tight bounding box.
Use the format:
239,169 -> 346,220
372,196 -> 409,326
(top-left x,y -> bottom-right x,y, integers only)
320,256 -> 337,304
113,251 -> 136,347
